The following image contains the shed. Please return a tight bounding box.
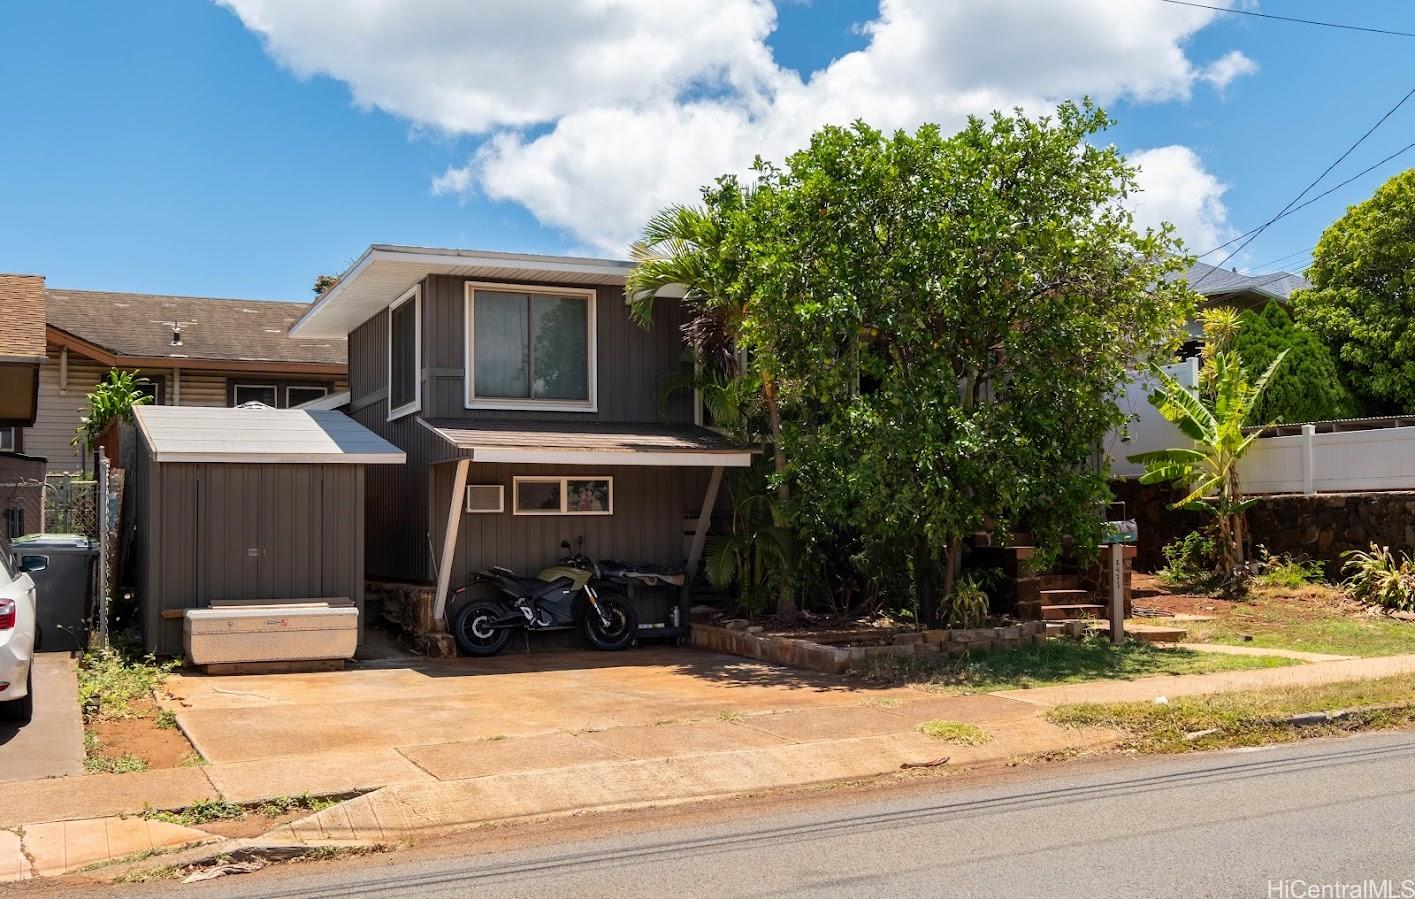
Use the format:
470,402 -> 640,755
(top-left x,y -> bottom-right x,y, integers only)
129,405 -> 405,655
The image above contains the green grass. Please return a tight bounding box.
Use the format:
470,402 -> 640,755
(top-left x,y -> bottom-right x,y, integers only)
917,720 -> 990,745
1049,672 -> 1415,753
850,635 -> 1297,692
254,793 -> 341,818
1182,585 -> 1415,658
141,798 -> 245,826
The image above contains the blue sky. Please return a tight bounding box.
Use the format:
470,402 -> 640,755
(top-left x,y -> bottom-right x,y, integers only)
1,1 -> 1412,301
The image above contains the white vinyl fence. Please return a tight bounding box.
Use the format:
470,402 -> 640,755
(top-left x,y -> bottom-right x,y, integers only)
1105,359 -> 1415,495
1238,425 -> 1415,495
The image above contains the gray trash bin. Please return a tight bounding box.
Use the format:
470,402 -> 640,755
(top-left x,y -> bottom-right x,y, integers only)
10,534 -> 96,653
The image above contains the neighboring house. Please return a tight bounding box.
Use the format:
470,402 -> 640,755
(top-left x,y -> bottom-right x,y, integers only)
289,245 -> 755,622
0,275 -> 46,434
1178,261 -> 1312,347
3,279 -> 348,472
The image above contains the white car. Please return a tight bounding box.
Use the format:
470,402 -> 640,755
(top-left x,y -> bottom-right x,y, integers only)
0,548 -> 43,724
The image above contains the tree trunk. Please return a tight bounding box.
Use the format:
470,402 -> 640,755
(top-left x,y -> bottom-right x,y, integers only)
762,371 -> 797,623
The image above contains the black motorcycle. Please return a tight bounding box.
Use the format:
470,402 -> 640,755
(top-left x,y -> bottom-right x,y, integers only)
449,539 -> 638,657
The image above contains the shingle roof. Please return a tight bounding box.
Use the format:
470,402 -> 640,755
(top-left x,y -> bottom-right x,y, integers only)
1178,262 -> 1311,300
0,274 -> 48,360
45,288 -> 346,366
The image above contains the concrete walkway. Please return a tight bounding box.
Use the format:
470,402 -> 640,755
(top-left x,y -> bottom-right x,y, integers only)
0,814 -> 216,881
0,654 -> 85,783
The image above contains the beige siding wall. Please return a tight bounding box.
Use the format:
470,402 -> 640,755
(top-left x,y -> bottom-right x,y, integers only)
24,344 -> 347,473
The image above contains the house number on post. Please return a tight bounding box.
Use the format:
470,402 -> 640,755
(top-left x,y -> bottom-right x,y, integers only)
1109,542 -> 1125,645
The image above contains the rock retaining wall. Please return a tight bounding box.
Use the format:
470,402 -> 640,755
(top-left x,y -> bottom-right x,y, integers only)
691,621 -> 1054,675
366,579 -> 456,657
1111,480 -> 1415,575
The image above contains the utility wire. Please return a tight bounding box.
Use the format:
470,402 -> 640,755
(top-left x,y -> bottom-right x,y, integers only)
1192,88 -> 1415,287
1248,246 -> 1315,271
1159,0 -> 1415,39
1196,137 -> 1415,259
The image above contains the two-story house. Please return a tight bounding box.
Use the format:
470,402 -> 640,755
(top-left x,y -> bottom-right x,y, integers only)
0,274 -> 349,472
288,245 -> 755,626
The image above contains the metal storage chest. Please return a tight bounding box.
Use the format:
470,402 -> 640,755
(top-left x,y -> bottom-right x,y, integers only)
183,605 -> 359,665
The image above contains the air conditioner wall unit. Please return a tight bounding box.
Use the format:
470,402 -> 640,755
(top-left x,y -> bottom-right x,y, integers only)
465,484 -> 505,513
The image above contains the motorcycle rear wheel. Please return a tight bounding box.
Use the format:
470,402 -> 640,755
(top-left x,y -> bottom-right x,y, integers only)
583,595 -> 637,651
452,601 -> 513,656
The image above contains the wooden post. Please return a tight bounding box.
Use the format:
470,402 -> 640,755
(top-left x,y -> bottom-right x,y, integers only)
682,466 -> 723,603
432,458 -> 470,624
1109,542 -> 1125,645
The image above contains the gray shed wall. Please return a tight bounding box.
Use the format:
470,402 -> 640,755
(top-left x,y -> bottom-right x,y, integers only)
133,443 -> 366,655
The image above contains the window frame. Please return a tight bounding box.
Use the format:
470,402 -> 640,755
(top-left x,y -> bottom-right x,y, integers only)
285,384 -> 331,408
511,475 -> 613,517
231,383 -> 279,407
387,284 -> 422,421
464,281 -> 597,413
0,427 -> 15,452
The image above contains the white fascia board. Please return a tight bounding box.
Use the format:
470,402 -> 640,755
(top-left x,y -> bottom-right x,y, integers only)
467,447 -> 753,467
150,451 -> 407,465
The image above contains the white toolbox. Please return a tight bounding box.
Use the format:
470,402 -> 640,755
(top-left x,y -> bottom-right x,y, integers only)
183,602 -> 358,665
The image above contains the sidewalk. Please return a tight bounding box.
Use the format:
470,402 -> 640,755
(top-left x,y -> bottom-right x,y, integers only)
9,650 -> 1415,881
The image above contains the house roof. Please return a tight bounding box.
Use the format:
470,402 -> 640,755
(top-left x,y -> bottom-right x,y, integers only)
134,405 -> 404,464
420,419 -> 756,467
290,244 -> 684,339
0,274 -> 48,362
46,287 -> 346,368
1179,262 -> 1311,302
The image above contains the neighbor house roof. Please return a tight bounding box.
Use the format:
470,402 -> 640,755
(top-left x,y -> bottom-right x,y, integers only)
1179,262 -> 1311,302
134,405 -> 404,464
46,287 -> 346,369
420,420 -> 756,467
290,244 -> 685,339
0,274 -> 48,362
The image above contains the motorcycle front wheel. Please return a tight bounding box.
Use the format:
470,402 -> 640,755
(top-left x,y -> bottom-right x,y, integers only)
452,601 -> 513,656
583,595 -> 637,651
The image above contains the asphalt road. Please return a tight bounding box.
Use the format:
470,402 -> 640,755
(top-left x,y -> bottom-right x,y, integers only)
92,732 -> 1415,898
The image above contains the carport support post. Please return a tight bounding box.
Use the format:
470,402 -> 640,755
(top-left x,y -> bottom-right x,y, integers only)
682,465 -> 723,603
433,458 -> 470,625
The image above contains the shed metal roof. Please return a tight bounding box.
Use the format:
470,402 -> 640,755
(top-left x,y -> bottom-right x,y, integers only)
134,405 -> 405,464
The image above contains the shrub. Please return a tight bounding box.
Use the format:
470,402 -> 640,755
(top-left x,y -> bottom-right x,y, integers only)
943,571 -> 993,628
1253,552 -> 1327,588
1342,545 -> 1415,612
1158,532 -> 1221,592
77,644 -> 177,721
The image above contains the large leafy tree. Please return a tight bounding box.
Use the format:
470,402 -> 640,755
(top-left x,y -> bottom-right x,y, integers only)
1293,168 -> 1415,413
740,102 -> 1193,623
1231,302 -> 1357,423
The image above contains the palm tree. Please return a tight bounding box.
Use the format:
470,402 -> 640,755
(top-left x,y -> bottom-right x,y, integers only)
1127,348 -> 1288,578
626,195 -> 800,622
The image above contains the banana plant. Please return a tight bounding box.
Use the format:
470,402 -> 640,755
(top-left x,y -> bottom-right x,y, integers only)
1127,348 -> 1288,578
72,369 -> 153,451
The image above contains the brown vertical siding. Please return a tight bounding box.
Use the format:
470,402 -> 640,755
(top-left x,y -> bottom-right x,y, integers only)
135,457 -> 367,656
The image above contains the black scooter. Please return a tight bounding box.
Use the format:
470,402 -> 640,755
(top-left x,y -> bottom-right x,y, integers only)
448,539 -> 638,656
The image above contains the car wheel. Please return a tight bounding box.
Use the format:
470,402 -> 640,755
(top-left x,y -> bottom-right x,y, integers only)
0,668 -> 33,724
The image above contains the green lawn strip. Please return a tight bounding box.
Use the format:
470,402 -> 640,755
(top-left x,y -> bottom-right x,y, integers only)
918,720 -> 990,745
1181,587 -> 1415,658
1048,672 -> 1415,753
850,636 -> 1297,693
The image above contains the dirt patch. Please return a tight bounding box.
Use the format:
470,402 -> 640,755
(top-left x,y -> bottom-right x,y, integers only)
192,809 -> 312,840
89,697 -> 199,771
1131,574 -> 1237,617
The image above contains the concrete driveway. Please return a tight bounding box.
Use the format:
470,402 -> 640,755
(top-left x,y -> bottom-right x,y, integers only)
0,654 -> 86,783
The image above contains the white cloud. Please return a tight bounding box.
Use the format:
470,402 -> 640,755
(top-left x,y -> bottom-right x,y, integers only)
1199,50 -> 1259,91
1128,145 -> 1234,254
221,0 -> 1255,253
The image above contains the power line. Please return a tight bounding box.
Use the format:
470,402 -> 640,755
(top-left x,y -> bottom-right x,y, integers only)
1248,246 -> 1315,271
1192,87 -> 1415,287
1196,137 -> 1415,259
1159,0 -> 1415,39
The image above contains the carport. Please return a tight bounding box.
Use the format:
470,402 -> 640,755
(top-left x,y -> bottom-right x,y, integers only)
128,405 -> 405,655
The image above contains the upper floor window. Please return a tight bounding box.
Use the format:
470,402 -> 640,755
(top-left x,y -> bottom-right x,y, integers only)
286,385 -> 329,408
466,283 -> 595,412
388,285 -> 421,420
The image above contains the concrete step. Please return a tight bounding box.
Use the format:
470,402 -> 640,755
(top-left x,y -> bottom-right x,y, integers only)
1038,574 -> 1082,591
1040,604 -> 1105,621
